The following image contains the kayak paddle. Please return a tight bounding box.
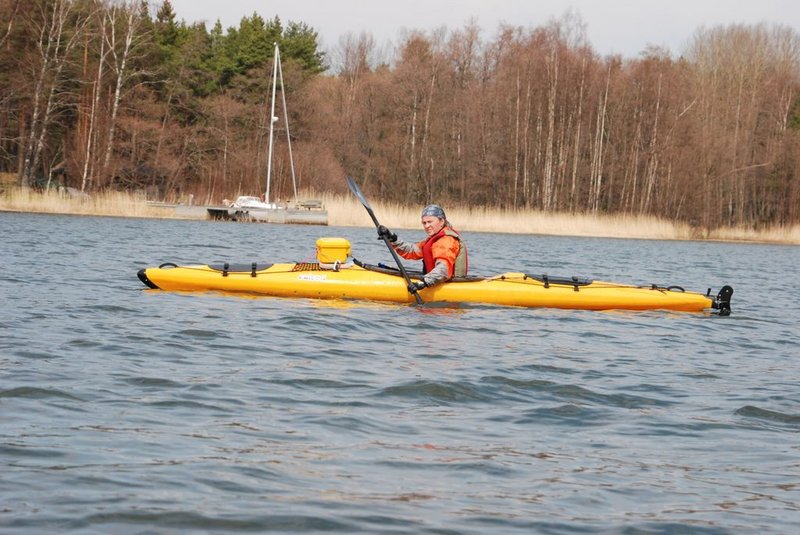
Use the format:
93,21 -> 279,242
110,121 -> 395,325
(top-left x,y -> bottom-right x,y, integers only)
346,176 -> 424,305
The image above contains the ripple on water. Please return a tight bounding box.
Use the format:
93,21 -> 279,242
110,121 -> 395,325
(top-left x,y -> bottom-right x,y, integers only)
735,405 -> 800,429
506,403 -> 614,427
378,379 -> 491,403
0,387 -> 83,401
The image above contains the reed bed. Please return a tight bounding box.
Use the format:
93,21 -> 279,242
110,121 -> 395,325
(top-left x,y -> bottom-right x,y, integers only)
704,224 -> 800,244
319,191 -> 800,243
2,187 -> 798,244
0,187 -> 188,219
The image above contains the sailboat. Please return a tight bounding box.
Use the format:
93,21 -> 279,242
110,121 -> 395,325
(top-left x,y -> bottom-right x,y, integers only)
209,43 -> 328,225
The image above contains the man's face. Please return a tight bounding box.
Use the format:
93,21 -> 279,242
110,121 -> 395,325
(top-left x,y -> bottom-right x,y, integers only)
421,216 -> 445,237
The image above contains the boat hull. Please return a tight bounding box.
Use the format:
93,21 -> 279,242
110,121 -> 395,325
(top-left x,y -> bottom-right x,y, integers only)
206,207 -> 328,225
138,262 -> 723,313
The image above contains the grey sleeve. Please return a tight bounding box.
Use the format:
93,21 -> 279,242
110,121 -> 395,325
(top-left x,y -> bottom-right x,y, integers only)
392,239 -> 420,256
423,260 -> 450,287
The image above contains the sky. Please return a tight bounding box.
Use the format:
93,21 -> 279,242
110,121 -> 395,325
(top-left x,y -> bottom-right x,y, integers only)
167,0 -> 800,58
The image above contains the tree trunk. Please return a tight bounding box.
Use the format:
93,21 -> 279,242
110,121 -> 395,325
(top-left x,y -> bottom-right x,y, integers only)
101,4 -> 140,183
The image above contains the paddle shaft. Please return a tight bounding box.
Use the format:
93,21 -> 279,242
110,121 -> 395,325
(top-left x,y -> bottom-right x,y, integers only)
346,177 -> 424,305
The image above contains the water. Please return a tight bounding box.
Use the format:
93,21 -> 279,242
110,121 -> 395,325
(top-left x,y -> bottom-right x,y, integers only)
1,211 -> 799,534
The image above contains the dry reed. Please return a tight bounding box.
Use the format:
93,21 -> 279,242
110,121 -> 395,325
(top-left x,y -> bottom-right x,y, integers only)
2,187 -> 798,244
318,191 -> 800,243
321,191 -> 687,239
0,187 -> 190,219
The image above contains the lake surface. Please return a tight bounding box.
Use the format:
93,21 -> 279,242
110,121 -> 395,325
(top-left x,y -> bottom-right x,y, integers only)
1,211 -> 799,534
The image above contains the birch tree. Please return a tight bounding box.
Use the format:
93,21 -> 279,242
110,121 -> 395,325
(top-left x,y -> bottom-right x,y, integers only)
79,3 -> 106,191
0,0 -> 20,49
588,64 -> 611,212
99,0 -> 145,185
21,0 -> 90,186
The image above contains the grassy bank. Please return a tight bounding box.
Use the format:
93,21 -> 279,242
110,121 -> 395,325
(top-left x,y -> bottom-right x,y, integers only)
2,186 -> 799,244
0,187 -> 190,219
323,192 -> 684,239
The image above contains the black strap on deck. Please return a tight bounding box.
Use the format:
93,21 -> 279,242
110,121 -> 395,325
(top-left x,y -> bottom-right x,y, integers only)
525,273 -> 592,291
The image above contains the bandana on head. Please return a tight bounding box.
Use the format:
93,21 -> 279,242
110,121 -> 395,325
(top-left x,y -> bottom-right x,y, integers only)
421,204 -> 446,220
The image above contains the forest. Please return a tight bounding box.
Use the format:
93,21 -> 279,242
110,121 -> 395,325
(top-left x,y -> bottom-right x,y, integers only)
1,0 -> 799,230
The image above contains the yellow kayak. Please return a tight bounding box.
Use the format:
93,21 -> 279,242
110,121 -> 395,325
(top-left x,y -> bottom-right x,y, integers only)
138,238 -> 733,314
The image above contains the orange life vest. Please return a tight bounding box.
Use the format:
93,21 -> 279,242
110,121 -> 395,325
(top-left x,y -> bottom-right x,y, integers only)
421,227 -> 468,277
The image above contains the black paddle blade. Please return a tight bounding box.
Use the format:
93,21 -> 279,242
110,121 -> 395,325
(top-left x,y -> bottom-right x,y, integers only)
346,176 -> 371,209
344,175 -> 424,305
346,176 -> 380,228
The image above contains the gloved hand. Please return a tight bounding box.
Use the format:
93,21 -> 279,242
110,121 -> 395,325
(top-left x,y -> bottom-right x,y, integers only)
377,224 -> 397,243
408,280 -> 427,293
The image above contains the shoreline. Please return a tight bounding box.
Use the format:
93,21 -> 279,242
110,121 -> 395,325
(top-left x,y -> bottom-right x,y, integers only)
2,207 -> 798,247
1,188 -> 798,245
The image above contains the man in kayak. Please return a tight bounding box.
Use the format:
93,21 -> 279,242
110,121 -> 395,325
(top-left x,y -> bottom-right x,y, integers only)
377,204 -> 468,293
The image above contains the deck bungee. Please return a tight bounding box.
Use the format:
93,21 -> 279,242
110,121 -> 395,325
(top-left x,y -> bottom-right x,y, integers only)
137,239 -> 733,314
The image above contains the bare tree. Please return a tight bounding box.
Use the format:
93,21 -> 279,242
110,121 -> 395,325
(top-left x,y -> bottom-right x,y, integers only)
99,0 -> 145,184
0,0 -> 21,49
588,64 -> 611,212
79,2 -> 106,191
21,0 -> 91,186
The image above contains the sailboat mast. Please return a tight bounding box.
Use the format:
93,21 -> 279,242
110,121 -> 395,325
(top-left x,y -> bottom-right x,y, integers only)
277,45 -> 299,203
265,43 -> 280,205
